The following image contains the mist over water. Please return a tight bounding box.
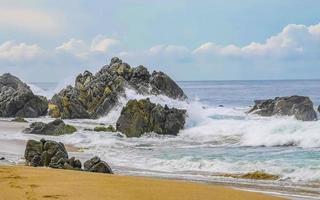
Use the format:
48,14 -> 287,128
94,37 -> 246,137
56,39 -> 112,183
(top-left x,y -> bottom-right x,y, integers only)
13,80 -> 320,195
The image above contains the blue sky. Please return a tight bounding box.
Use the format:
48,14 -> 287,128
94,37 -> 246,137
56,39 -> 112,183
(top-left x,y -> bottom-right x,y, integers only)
0,0 -> 320,82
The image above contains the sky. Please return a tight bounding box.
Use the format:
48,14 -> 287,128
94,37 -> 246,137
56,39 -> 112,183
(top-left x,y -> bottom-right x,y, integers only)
0,0 -> 320,82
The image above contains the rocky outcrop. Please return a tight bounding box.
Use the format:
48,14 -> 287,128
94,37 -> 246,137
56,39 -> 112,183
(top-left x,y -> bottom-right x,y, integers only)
23,119 -> 77,136
248,95 -> 317,121
116,98 -> 186,137
0,73 -> 48,118
24,139 -> 112,173
84,156 -> 113,174
25,139 -> 70,168
318,105 -> 320,113
49,57 -> 187,119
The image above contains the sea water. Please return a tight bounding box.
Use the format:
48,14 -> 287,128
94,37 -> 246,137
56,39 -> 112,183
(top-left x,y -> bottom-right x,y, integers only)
2,80 -> 320,198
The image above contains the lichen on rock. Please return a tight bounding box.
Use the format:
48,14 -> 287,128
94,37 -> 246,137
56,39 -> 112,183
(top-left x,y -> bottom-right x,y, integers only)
49,57 -> 187,119
116,98 -> 186,137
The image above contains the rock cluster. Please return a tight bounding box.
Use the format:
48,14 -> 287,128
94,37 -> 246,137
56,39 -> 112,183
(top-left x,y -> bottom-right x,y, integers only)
116,98 -> 186,137
248,95 -> 317,121
23,119 -> 77,136
0,73 -> 48,118
24,139 -> 112,173
49,57 -> 186,119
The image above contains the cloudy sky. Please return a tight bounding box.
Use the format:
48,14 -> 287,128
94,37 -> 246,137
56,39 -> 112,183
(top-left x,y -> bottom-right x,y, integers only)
0,0 -> 320,82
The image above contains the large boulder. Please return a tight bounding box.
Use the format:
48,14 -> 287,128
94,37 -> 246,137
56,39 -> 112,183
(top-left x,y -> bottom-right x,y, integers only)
84,156 -> 113,174
23,119 -> 77,136
0,73 -> 48,118
116,98 -> 186,137
49,57 -> 187,119
248,95 -> 317,121
24,139 -> 82,170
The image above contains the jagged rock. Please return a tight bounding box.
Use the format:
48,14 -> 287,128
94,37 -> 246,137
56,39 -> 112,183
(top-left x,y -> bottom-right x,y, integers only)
116,98 -> 186,137
23,119 -> 77,136
0,73 -> 48,118
318,105 -> 320,113
248,95 -> 317,121
49,57 -> 187,119
24,139 -> 68,167
84,156 -> 113,174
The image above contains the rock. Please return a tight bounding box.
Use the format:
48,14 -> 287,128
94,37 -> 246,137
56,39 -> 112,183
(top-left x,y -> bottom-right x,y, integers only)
24,139 -> 68,168
150,71 -> 187,99
24,139 -> 111,173
11,117 -> 28,123
0,157 -> 5,160
248,95 -> 317,121
23,119 -> 77,136
116,98 -> 186,137
318,105 -> 320,113
84,156 -> 113,174
49,57 -> 187,119
0,73 -> 48,118
93,125 -> 116,132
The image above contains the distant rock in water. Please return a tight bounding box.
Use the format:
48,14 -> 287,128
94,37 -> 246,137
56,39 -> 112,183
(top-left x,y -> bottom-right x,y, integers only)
0,73 -> 48,118
116,98 -> 186,137
248,95 -> 317,121
318,105 -> 320,113
11,117 -> 28,123
49,57 -> 187,119
23,119 -> 77,136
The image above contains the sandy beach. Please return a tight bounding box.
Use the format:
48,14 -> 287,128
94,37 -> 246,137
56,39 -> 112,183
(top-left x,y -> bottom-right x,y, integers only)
0,165 -> 286,200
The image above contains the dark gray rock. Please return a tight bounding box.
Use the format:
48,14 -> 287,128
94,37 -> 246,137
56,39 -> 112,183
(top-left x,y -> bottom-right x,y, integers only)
248,95 -> 317,121
84,156 -> 113,174
24,139 -> 68,168
49,57 -> 187,119
0,73 -> 48,118
116,98 -> 186,137
150,71 -> 187,100
23,119 -> 77,136
318,105 -> 320,113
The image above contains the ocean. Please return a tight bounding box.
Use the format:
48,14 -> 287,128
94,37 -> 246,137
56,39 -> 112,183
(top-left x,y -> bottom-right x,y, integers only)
1,80 -> 320,199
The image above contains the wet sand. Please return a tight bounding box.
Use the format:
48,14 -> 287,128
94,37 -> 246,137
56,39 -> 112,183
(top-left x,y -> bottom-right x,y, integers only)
0,165 -> 286,200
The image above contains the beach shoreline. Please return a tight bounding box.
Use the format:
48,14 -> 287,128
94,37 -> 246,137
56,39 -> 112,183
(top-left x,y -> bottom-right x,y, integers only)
0,165 -> 288,200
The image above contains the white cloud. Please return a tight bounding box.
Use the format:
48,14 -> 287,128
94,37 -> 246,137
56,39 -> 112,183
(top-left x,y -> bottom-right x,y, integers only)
0,41 -> 43,61
56,39 -> 88,58
194,23 -> 320,60
90,35 -> 120,52
56,36 -> 121,59
0,7 -> 63,34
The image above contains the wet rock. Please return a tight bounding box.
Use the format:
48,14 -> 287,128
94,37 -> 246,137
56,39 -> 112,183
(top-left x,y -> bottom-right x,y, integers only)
116,98 -> 186,137
0,73 -> 48,118
24,139 -> 68,168
11,117 -> 28,123
318,105 -> 320,113
49,57 -> 187,119
248,96 -> 317,121
93,125 -> 116,132
150,71 -> 187,100
84,156 -> 113,174
0,157 -> 5,160
23,119 -> 77,136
